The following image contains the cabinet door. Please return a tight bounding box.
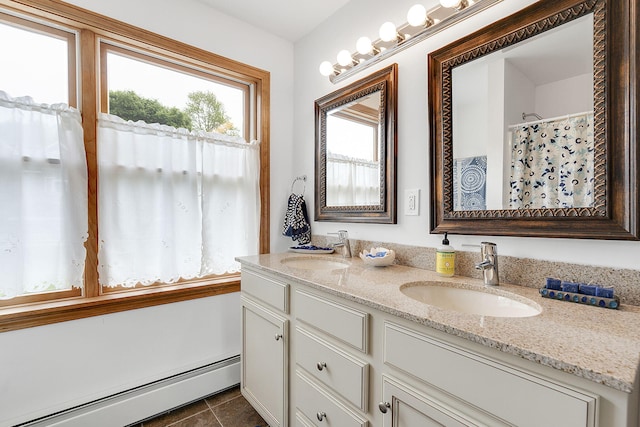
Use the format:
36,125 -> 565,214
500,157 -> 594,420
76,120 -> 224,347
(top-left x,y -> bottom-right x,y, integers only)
380,375 -> 490,427
241,296 -> 288,427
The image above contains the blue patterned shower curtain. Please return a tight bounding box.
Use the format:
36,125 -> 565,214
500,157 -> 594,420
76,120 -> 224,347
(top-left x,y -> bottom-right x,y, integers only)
508,113 -> 594,209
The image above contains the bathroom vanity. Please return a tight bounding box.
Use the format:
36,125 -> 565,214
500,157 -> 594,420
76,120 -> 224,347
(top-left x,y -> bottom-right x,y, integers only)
237,253 -> 640,427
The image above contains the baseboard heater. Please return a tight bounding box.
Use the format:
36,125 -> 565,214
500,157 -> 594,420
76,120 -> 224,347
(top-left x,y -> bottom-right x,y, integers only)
19,356 -> 241,427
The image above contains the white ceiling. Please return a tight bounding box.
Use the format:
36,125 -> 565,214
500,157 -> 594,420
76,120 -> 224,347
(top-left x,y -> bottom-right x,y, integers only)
196,0 -> 353,42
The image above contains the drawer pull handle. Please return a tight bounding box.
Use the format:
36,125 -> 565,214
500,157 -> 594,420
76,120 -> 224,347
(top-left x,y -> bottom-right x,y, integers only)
379,401 -> 391,414
316,411 -> 327,421
274,333 -> 283,341
316,362 -> 327,371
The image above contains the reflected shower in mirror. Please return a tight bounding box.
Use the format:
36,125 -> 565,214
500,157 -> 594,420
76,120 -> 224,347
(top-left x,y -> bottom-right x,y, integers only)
428,0 -> 639,240
315,64 -> 397,223
451,13 -> 594,211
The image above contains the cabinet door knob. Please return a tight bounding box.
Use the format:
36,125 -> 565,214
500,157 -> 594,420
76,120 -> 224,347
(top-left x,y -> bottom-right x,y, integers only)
274,333 -> 283,341
316,362 -> 327,371
316,411 -> 327,421
378,401 -> 391,414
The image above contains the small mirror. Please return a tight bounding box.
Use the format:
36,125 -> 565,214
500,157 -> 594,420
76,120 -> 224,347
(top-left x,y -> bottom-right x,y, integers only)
428,0 -> 639,240
315,64 -> 397,223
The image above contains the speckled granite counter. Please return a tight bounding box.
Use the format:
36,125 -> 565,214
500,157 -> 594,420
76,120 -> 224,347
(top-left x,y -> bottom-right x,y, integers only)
237,252 -> 640,394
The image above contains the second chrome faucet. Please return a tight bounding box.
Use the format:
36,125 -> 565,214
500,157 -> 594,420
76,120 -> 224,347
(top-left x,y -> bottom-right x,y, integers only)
475,242 -> 499,285
330,230 -> 352,258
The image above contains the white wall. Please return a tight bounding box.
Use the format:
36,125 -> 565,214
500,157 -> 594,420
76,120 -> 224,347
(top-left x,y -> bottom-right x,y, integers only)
535,73 -> 594,117
293,0 -> 640,269
1,0 -> 294,425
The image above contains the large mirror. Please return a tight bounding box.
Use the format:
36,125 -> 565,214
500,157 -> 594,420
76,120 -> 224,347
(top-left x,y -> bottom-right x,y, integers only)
315,64 -> 397,223
428,0 -> 639,240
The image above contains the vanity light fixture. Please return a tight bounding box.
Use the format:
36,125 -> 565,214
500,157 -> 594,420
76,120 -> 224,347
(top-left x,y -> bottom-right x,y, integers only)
319,0 -> 501,83
440,0 -> 468,10
356,36 -> 380,55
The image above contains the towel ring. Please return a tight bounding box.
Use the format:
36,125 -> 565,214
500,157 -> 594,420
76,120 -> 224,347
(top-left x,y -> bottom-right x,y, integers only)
291,175 -> 306,196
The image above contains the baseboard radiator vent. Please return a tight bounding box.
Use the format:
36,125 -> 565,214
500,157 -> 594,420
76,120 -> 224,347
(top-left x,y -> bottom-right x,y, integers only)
19,356 -> 241,427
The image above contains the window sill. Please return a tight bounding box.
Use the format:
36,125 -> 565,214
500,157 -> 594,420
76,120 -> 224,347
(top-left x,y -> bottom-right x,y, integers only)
0,277 -> 240,333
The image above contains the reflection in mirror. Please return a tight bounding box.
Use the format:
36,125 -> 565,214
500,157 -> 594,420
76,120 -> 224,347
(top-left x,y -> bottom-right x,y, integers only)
428,0 -> 639,240
451,14 -> 594,211
326,91 -> 381,207
315,64 -> 397,223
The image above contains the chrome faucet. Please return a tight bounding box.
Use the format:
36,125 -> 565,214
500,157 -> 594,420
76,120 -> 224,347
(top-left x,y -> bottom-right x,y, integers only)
330,230 -> 352,258
475,242 -> 499,286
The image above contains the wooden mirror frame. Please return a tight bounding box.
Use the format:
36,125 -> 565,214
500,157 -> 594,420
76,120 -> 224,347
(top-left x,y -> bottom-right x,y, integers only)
315,63 -> 398,223
428,0 -> 639,240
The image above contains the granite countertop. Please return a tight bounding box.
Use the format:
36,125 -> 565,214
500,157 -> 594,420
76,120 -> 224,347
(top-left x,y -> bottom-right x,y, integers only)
237,252 -> 640,393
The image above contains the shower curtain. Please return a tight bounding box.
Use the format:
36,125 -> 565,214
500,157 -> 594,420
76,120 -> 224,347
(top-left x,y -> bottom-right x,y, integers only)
508,113 -> 594,209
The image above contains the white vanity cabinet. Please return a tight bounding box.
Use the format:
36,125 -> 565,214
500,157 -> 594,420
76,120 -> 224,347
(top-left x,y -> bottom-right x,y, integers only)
381,322 -> 597,427
292,288 -> 371,426
240,264 -> 639,427
379,374 -> 504,427
241,270 -> 290,427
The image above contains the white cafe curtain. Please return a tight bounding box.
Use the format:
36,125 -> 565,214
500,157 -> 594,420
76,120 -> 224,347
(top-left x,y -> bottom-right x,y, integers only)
97,113 -> 260,287
325,153 -> 380,207
0,91 -> 88,299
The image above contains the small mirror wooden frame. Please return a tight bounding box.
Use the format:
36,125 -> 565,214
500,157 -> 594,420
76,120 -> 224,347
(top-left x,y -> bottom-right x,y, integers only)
315,64 -> 398,223
428,0 -> 639,240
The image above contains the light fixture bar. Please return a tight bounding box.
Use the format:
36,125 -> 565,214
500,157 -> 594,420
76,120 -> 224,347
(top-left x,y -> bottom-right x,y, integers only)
324,0 -> 502,83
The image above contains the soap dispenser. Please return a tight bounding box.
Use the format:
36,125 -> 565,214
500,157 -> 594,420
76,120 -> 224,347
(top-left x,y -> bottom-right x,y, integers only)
436,233 -> 456,277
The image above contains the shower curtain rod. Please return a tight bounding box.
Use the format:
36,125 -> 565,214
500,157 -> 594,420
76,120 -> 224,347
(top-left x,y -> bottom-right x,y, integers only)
508,110 -> 594,129
522,112 -> 543,120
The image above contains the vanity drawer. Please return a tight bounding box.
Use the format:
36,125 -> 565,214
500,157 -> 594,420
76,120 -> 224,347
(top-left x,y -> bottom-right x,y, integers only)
295,370 -> 368,427
296,289 -> 368,352
383,322 -> 597,427
294,412 -> 315,427
296,326 -> 368,411
241,269 -> 289,313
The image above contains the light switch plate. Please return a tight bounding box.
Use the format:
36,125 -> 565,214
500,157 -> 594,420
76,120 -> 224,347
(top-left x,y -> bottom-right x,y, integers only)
405,189 -> 419,216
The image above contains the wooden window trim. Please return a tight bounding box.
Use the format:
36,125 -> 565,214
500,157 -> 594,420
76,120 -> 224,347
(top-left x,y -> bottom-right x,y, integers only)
0,0 -> 270,333
0,278 -> 241,333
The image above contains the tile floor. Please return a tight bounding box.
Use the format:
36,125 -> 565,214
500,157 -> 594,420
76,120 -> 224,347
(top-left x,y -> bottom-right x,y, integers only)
128,385 -> 268,427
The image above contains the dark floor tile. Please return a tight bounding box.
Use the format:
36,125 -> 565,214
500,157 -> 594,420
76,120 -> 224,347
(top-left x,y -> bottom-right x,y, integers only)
205,385 -> 242,408
169,410 -> 221,427
211,395 -> 268,427
143,400 -> 210,427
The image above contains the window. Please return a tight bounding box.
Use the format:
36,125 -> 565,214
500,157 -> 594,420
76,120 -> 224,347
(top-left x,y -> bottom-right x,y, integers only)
0,12 -> 76,105
325,97 -> 381,206
0,1 -> 269,331
101,45 -> 248,137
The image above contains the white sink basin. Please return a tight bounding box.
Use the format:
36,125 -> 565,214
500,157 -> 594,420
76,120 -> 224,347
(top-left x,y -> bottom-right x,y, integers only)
400,282 -> 541,318
281,257 -> 350,271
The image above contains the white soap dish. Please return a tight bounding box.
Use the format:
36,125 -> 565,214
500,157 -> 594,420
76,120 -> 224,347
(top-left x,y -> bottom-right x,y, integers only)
359,247 -> 396,267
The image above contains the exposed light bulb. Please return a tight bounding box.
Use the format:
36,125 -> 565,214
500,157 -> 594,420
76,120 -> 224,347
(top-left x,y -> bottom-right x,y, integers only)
356,36 -> 374,55
407,4 -> 427,27
319,61 -> 335,76
379,21 -> 398,42
337,49 -> 353,66
440,0 -> 462,8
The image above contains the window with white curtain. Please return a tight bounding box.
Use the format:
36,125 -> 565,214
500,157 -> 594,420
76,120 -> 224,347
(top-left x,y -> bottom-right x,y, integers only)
0,2 -> 268,329
98,42 -> 260,291
0,92 -> 87,299
97,114 -> 260,288
325,113 -> 381,206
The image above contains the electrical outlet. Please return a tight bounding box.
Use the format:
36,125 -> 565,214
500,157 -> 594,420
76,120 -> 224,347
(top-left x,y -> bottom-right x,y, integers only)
405,189 -> 419,215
